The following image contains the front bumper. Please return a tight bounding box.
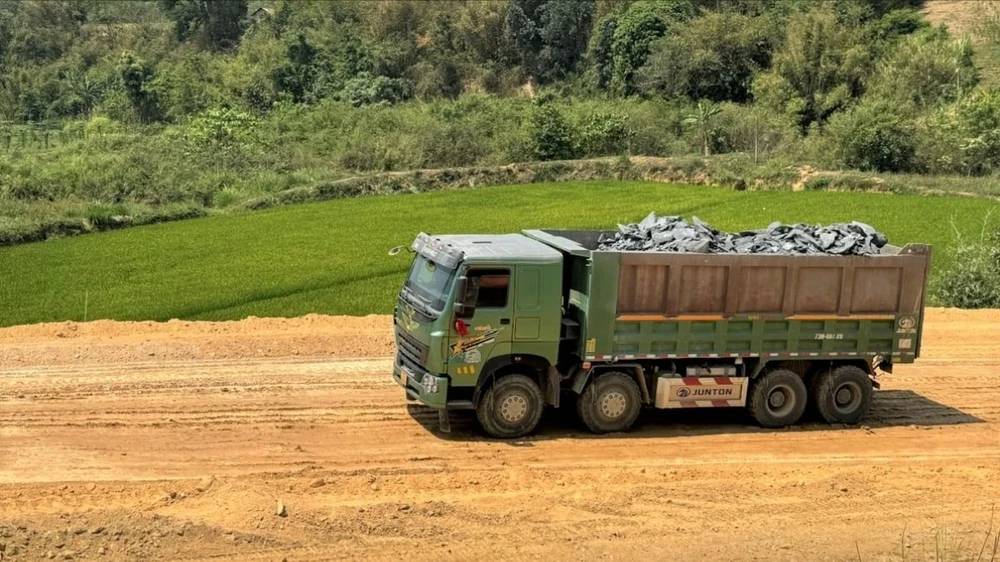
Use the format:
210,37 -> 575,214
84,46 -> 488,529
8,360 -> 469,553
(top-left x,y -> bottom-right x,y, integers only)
392,360 -> 449,409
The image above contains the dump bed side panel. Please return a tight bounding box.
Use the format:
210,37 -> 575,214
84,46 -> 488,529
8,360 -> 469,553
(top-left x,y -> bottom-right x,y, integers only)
615,250 -> 929,317
587,246 -> 930,364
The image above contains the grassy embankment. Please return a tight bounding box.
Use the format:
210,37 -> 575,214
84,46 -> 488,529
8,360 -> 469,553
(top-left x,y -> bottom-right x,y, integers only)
0,180 -> 995,328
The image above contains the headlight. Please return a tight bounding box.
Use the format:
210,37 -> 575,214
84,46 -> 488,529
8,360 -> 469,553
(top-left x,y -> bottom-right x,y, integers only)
421,374 -> 439,393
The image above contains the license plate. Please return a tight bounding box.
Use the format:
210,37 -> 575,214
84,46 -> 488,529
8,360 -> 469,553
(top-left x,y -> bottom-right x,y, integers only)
400,368 -> 411,386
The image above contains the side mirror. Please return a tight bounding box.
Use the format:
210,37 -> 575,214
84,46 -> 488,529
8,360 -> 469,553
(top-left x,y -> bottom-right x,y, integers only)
388,246 -> 404,256
454,276 -> 475,318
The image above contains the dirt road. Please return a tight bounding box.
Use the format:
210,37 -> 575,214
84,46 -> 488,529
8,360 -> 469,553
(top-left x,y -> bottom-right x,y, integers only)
2,310 -> 999,562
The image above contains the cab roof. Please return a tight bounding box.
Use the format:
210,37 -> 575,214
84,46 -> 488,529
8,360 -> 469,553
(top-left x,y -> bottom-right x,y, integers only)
417,233 -> 562,265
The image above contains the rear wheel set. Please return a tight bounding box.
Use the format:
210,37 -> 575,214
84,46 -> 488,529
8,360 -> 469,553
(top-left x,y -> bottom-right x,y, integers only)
812,365 -> 873,425
750,365 -> 873,428
749,369 -> 808,428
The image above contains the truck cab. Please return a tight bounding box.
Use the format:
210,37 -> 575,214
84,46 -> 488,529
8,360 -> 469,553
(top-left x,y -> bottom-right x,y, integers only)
392,233 -> 564,436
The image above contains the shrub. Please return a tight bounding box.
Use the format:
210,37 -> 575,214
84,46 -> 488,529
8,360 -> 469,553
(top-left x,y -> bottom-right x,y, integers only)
340,73 -> 414,107
956,89 -> 1000,175
529,97 -> 577,160
713,104 -> 798,163
578,111 -> 630,156
804,176 -> 833,191
827,101 -> 916,173
870,8 -> 929,42
184,106 -> 258,151
933,227 -> 1000,309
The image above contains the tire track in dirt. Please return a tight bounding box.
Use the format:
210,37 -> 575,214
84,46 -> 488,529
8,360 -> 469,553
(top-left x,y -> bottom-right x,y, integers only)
2,309 -> 1000,561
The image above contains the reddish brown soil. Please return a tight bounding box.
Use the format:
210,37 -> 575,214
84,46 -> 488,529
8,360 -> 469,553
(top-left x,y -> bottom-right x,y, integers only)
2,309 -> 1000,561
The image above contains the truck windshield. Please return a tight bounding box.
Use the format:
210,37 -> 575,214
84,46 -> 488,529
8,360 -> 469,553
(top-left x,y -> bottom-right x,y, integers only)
403,255 -> 456,314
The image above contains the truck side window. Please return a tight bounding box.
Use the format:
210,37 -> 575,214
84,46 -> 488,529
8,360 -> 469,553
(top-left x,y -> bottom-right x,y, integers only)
469,269 -> 510,308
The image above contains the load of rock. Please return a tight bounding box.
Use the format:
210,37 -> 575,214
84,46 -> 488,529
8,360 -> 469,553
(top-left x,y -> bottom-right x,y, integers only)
596,213 -> 888,256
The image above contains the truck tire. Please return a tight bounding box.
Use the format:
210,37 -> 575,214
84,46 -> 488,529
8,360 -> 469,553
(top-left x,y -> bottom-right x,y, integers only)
476,374 -> 544,439
577,372 -> 642,434
749,369 -> 807,428
813,365 -> 873,425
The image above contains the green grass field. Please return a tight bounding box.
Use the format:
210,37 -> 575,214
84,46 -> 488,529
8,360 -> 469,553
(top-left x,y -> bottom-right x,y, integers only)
0,180 -> 996,327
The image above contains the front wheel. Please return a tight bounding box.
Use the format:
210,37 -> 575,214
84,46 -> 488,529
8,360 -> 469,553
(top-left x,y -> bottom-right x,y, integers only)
749,369 -> 807,428
813,365 -> 873,425
476,374 -> 544,439
577,372 -> 642,434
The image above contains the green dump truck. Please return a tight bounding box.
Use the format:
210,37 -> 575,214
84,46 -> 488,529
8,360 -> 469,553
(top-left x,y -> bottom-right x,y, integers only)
392,229 -> 931,438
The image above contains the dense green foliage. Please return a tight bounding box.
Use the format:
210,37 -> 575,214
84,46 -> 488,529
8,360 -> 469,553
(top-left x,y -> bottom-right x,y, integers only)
1,0 -> 1000,248
933,227 -> 1000,309
1,180 -> 995,327
638,10 -> 776,103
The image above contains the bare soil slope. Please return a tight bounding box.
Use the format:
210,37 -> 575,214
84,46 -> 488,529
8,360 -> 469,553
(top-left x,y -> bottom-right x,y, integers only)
2,309 -> 1000,561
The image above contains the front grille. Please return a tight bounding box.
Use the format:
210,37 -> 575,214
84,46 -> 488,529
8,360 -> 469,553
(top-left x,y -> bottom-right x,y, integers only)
396,327 -> 429,367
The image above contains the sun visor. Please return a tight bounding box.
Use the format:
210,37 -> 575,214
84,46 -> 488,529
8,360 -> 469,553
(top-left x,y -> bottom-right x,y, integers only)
411,232 -> 464,269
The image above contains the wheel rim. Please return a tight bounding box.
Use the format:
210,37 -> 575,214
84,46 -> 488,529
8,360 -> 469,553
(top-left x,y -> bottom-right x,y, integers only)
600,390 -> 628,419
833,381 -> 862,414
766,384 -> 796,417
498,391 -> 529,424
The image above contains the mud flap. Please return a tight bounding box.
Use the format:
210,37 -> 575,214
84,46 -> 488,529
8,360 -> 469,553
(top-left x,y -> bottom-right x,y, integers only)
547,366 -> 561,408
438,410 -> 452,433
877,355 -> 892,374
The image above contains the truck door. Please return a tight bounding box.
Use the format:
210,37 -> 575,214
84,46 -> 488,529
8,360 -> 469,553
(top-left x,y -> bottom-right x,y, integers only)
514,266 -> 541,340
449,268 -> 513,387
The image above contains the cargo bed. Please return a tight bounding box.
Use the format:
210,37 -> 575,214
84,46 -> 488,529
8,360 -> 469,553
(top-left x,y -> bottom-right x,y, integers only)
523,229 -> 931,367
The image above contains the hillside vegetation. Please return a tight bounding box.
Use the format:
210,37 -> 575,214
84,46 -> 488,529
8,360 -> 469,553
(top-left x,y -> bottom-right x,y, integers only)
2,0 -> 1000,245
0,180 -> 995,327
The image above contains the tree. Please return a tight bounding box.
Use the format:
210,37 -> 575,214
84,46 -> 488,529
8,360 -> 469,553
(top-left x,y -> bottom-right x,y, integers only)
682,100 -> 722,156
117,51 -> 161,123
609,0 -> 695,96
752,8 -> 872,131
507,0 -> 545,67
588,12 -> 617,90
62,70 -> 103,116
454,0 -> 515,66
638,11 -> 777,103
272,33 -> 319,103
4,1 -> 86,65
538,0 -> 594,80
160,0 -> 248,51
506,0 -> 595,83
412,12 -> 465,100
868,26 -> 977,108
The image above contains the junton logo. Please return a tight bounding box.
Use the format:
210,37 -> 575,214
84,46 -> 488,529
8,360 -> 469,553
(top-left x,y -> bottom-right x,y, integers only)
671,385 -> 741,401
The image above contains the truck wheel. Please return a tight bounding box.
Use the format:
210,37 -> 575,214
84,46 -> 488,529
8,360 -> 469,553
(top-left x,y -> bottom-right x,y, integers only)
577,372 -> 642,434
476,374 -> 544,439
813,365 -> 873,425
749,369 -> 807,428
